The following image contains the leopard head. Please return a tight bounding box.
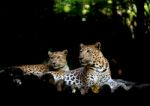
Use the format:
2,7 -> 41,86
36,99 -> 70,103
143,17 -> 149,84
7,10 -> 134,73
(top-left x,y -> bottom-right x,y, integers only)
79,42 -> 103,66
48,50 -> 68,69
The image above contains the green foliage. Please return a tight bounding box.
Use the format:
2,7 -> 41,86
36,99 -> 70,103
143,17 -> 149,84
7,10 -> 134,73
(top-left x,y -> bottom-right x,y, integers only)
54,0 -> 91,17
53,0 -> 113,18
144,0 -> 150,34
53,0 -> 150,37
144,0 -> 150,16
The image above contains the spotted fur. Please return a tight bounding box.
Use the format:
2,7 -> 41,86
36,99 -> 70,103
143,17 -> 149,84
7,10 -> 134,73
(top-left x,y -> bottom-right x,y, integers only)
44,42 -> 134,94
13,49 -> 69,76
45,67 -> 86,89
79,42 -> 131,93
47,49 -> 69,72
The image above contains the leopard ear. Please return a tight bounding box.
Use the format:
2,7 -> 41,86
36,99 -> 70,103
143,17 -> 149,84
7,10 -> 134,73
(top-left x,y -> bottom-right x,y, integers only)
48,51 -> 52,56
95,42 -> 101,49
80,43 -> 84,48
63,49 -> 68,55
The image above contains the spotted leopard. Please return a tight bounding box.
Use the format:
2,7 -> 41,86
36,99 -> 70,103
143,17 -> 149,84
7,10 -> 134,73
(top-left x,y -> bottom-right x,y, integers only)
79,42 -> 132,93
1,49 -> 69,77
49,42 -> 149,94
44,42 -> 134,94
47,49 -> 69,72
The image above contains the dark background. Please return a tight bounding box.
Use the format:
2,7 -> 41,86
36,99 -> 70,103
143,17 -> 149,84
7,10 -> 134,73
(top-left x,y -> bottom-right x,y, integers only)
0,0 -> 150,104
0,0 -> 150,83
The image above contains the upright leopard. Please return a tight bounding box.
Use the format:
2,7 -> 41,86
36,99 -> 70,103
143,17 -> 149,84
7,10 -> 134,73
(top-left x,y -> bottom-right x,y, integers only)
79,42 -> 132,93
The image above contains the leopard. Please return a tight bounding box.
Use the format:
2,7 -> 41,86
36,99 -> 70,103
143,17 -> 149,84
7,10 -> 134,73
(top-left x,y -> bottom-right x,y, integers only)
0,49 -> 70,77
47,49 -> 69,72
79,42 -> 132,93
47,42 -> 149,94
41,43 -> 105,94
44,66 -> 87,93
43,42 -> 134,94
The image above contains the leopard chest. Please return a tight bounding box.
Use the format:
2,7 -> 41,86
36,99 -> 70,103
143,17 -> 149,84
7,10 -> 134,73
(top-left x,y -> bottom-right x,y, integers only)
85,70 -> 100,87
49,71 -> 64,82
85,66 -> 111,87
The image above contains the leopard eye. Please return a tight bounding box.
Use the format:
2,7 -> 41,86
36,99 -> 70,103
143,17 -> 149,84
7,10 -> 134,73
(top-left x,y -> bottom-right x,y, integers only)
57,56 -> 60,59
87,49 -> 91,53
50,56 -> 53,59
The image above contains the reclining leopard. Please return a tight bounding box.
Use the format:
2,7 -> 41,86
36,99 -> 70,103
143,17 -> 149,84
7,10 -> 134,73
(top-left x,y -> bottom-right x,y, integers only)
42,42 -> 131,94
0,49 -> 69,77
42,42 -> 150,94
79,42 -> 150,93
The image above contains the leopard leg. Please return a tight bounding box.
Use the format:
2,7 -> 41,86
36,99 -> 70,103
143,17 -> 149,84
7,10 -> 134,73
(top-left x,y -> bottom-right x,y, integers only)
106,79 -> 133,93
113,79 -> 136,85
80,87 -> 88,95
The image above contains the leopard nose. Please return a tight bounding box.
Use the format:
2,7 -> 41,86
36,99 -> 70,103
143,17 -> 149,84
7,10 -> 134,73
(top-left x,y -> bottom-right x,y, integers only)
52,62 -> 56,65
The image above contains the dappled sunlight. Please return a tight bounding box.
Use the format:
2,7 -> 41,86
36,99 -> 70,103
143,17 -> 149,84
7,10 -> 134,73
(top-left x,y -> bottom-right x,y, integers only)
53,0 -> 150,39
63,4 -> 71,13
100,7 -> 112,16
82,4 -> 90,15
144,0 -> 150,34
